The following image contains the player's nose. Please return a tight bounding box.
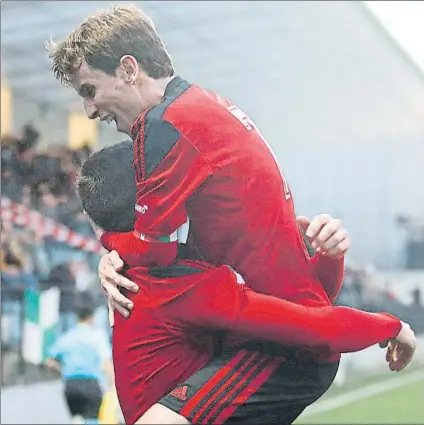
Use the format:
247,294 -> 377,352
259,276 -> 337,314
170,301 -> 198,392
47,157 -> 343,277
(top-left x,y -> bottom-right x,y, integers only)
84,100 -> 99,120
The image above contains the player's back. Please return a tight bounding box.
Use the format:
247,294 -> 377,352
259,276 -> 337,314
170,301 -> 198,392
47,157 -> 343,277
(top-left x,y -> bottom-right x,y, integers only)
113,262 -> 216,424
162,79 -> 330,307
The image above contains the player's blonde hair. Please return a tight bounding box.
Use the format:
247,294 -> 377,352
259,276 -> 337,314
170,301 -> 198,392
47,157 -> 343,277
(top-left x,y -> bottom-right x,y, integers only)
47,4 -> 174,86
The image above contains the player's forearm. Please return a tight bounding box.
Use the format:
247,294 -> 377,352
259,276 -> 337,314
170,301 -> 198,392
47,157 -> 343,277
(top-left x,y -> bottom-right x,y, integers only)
232,290 -> 402,353
315,254 -> 344,302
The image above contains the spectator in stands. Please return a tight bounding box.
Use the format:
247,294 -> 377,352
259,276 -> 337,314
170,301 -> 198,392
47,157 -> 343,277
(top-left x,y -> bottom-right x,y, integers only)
1,222 -> 39,348
70,255 -> 97,293
1,126 -> 110,385
1,136 -> 22,202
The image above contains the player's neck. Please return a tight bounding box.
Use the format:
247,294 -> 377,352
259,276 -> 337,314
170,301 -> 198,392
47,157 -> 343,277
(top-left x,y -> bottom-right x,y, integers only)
158,76 -> 176,100
137,75 -> 176,109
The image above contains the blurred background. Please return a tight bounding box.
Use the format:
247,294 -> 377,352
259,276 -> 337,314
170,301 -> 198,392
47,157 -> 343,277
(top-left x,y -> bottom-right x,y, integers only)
1,1 -> 423,423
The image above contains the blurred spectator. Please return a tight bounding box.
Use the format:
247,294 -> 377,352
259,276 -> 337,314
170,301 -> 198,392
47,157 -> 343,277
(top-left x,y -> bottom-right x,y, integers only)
1,125 -> 103,357
70,255 -> 97,293
1,222 -> 40,348
411,286 -> 422,308
45,264 -> 78,334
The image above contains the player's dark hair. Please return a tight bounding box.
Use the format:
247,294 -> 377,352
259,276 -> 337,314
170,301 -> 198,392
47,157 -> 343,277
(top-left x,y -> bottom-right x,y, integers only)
76,291 -> 96,321
77,141 -> 136,232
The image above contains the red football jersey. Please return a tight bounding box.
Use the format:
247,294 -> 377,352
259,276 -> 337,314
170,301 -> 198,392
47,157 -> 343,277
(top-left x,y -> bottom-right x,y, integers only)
114,261 -> 400,423
127,76 -> 339,306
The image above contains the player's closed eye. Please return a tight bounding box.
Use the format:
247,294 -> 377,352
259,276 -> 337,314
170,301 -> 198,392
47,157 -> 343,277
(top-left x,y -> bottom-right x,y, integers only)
79,84 -> 96,99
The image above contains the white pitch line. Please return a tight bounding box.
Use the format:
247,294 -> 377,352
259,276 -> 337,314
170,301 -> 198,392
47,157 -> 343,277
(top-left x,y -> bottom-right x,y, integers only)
302,369 -> 424,417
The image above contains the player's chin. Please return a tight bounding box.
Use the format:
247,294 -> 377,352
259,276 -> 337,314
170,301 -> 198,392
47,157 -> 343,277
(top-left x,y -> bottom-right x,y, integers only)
115,118 -> 126,133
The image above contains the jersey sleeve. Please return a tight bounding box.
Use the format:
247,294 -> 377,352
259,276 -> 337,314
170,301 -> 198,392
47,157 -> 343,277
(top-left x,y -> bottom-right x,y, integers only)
159,266 -> 402,354
133,118 -> 214,238
102,119 -> 214,267
315,254 -> 345,303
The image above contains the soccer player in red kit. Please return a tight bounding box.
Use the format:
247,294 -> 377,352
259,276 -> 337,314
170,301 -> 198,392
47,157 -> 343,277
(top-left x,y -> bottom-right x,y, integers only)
78,141 -> 412,424
49,5 -> 416,423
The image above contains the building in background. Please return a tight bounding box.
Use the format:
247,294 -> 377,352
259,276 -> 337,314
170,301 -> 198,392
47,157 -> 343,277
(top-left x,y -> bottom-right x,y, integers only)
2,1 -> 424,268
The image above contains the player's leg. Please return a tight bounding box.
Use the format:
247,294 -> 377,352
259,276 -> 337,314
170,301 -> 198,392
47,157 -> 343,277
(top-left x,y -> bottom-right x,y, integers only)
136,404 -> 189,424
64,379 -> 86,424
79,379 -> 104,424
138,348 -> 283,424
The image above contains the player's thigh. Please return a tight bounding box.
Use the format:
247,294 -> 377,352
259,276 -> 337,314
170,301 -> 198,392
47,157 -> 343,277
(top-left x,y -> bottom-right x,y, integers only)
136,403 -> 190,424
79,379 -> 103,419
158,348 -> 283,425
64,379 -> 85,416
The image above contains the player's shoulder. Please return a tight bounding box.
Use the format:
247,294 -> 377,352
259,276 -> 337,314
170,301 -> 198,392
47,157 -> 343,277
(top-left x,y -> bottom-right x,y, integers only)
145,76 -> 229,133
144,76 -> 193,129
141,77 -> 214,178
141,77 -> 237,174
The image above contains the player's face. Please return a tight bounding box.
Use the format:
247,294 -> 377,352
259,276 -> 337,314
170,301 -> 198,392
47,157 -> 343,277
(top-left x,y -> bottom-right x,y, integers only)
72,60 -> 146,134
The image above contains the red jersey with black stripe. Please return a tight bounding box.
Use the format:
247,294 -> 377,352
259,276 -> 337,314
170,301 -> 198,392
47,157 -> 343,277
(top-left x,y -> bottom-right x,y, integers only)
127,76 -> 340,307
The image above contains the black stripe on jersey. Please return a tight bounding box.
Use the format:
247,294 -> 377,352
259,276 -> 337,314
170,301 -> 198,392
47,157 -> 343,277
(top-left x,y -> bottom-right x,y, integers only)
143,76 -> 192,178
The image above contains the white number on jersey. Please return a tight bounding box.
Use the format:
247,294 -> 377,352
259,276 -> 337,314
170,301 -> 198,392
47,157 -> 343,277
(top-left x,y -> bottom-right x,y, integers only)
226,105 -> 291,200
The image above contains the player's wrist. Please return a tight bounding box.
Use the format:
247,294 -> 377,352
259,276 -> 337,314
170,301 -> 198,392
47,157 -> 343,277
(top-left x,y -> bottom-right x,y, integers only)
394,321 -> 412,343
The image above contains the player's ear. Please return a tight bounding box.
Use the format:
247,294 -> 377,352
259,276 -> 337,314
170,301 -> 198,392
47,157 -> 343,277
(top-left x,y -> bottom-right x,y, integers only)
119,55 -> 139,85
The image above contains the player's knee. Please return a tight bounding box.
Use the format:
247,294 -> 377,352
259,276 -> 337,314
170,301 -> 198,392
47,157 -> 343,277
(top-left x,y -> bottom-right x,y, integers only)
135,403 -> 190,424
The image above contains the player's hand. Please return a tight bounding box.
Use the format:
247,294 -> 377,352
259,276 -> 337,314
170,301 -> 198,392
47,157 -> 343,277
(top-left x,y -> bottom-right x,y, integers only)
297,214 -> 350,259
98,250 -> 139,320
384,322 -> 416,372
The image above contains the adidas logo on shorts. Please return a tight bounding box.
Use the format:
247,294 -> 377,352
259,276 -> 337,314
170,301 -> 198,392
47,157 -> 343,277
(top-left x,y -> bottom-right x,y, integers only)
169,385 -> 188,401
